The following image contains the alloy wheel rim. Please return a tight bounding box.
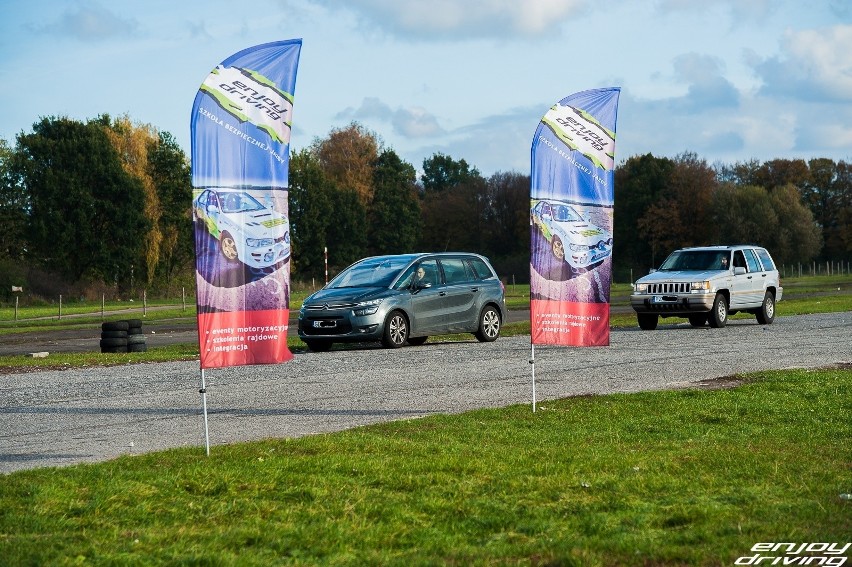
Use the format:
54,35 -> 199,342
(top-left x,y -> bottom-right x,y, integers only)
222,238 -> 238,260
552,240 -> 564,260
484,310 -> 500,338
390,316 -> 406,345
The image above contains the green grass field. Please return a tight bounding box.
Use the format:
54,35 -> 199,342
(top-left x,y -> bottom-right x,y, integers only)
0,368 -> 849,565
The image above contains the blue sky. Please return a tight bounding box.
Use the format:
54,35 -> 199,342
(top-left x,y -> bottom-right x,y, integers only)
2,0 -> 851,176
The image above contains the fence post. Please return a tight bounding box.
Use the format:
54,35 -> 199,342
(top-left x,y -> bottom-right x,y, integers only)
58,294 -> 62,320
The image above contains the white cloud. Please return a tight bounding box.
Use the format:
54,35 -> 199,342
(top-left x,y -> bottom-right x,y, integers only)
28,1 -> 138,41
310,0 -> 587,39
755,24 -> 852,102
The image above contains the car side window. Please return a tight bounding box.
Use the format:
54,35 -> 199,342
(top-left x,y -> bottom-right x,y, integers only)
744,249 -> 762,273
468,257 -> 494,280
756,249 -> 776,271
417,260 -> 440,287
733,251 -> 747,270
441,258 -> 473,284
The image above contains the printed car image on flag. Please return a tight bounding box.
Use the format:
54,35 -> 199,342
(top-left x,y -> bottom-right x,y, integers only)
530,87 -> 620,347
191,39 -> 302,369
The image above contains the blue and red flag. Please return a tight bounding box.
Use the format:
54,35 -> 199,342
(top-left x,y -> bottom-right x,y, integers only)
530,87 -> 620,347
190,39 -> 302,368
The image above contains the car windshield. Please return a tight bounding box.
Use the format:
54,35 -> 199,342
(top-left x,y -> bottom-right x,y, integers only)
551,204 -> 583,222
659,250 -> 729,271
220,192 -> 265,214
327,256 -> 414,289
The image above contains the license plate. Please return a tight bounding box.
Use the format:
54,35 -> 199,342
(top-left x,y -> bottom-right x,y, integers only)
313,320 -> 335,328
651,295 -> 675,303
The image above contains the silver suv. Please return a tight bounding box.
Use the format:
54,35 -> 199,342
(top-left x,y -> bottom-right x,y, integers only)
630,245 -> 782,330
298,253 -> 506,351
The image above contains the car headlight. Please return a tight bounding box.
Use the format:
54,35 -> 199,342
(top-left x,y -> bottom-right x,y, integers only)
691,281 -> 710,291
635,283 -> 648,293
246,237 -> 274,248
353,298 -> 383,317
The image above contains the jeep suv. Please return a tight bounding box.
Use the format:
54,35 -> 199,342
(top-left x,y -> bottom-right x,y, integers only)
630,245 -> 782,330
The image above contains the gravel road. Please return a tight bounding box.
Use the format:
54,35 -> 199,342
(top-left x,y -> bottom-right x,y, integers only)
1,311 -> 850,474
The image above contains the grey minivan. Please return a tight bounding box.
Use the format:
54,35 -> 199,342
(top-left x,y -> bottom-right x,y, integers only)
297,253 -> 506,351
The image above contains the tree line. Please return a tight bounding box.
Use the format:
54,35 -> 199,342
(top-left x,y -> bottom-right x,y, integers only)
0,116 -> 848,302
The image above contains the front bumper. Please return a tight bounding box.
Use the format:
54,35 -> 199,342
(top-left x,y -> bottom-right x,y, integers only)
565,246 -> 611,269
297,310 -> 385,342
630,293 -> 715,314
245,243 -> 290,269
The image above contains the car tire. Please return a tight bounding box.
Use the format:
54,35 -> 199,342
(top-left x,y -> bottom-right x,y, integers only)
100,330 -> 129,339
381,311 -> 408,349
102,321 -> 130,332
688,314 -> 707,327
407,336 -> 428,346
304,340 -> 332,352
708,294 -> 728,328
551,236 -> 565,261
474,306 -> 501,342
637,313 -> 658,330
756,291 -> 775,325
220,232 -> 240,262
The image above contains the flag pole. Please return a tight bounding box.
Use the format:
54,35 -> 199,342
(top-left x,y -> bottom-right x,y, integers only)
530,342 -> 537,412
199,368 -> 210,456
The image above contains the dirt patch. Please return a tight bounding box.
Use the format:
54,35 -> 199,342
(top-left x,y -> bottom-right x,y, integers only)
694,375 -> 749,390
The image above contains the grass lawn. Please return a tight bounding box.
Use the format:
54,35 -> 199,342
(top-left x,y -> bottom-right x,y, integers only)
0,367 -> 849,566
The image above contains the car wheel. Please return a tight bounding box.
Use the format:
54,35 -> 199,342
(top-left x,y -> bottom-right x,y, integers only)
688,314 -> 707,327
551,236 -> 565,261
475,306 -> 501,342
637,313 -> 658,330
708,294 -> 728,328
381,311 -> 408,348
304,339 -> 332,352
756,291 -> 775,325
407,336 -> 428,346
220,232 -> 240,262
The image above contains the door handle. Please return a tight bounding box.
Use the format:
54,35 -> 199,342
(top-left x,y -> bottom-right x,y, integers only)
471,287 -> 479,293
439,291 -> 447,296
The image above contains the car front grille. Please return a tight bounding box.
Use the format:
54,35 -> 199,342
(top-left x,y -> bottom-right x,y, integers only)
304,303 -> 357,310
644,282 -> 691,294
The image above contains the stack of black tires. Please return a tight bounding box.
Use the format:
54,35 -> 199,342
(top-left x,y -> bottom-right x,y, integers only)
100,319 -> 147,353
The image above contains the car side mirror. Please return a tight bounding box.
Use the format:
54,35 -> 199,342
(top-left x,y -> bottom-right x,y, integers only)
734,267 -> 746,275
649,268 -> 657,274
542,213 -> 552,221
